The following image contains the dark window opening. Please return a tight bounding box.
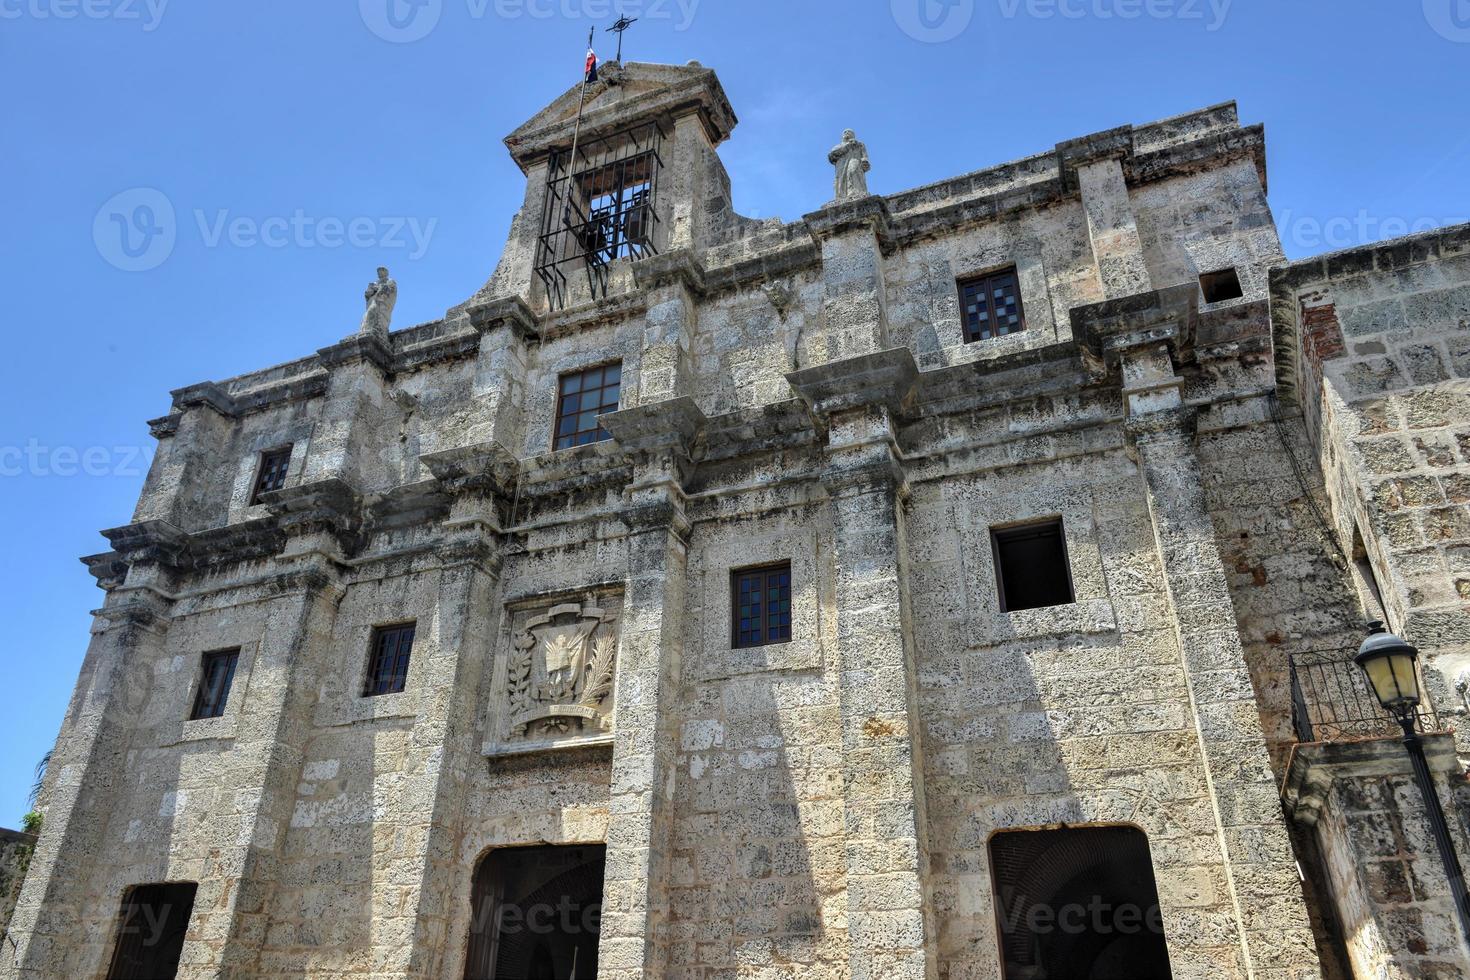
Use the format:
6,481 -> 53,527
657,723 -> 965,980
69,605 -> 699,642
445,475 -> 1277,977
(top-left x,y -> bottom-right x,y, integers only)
990,827 -> 1172,980
1199,267 -> 1244,304
364,623 -> 416,697
554,363 -> 621,451
732,563 -> 792,649
993,520 -> 1075,612
105,882 -> 197,980
189,648 -> 240,721
464,844 -> 606,980
960,268 -> 1026,343
250,446 -> 293,504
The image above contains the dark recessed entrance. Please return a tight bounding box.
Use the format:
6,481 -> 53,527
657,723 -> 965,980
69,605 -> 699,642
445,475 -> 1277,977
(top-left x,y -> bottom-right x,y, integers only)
464,844 -> 606,980
104,882 -> 197,980
990,826 -> 1172,980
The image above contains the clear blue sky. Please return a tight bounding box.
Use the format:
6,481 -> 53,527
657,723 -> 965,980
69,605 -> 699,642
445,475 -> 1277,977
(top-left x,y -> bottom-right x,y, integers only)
0,1 -> 1465,824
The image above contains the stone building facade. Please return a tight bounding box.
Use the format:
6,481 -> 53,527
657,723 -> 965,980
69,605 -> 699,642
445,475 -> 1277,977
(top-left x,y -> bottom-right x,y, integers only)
5,60 -> 1470,980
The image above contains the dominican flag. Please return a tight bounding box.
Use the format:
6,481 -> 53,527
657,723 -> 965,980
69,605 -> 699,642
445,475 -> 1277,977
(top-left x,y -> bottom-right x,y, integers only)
584,46 -> 599,84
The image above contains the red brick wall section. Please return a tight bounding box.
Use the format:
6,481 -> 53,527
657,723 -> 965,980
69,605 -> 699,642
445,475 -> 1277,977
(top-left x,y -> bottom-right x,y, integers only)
1301,297 -> 1347,392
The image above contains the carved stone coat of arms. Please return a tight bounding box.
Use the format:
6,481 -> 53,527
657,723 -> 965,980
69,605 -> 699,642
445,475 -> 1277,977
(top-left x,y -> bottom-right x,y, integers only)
504,597 -> 620,741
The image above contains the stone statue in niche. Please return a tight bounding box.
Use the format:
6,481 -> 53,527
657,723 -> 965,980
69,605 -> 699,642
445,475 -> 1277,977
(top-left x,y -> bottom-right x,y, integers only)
505,598 -> 620,741
360,266 -> 397,337
829,129 -> 871,202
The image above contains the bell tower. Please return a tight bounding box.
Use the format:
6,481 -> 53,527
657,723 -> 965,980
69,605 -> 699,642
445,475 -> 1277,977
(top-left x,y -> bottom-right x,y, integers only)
469,61 -> 740,312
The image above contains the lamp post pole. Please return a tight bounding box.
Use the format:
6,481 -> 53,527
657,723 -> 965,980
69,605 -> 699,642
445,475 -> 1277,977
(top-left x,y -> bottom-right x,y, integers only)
1391,705 -> 1470,945
1357,621 -> 1470,947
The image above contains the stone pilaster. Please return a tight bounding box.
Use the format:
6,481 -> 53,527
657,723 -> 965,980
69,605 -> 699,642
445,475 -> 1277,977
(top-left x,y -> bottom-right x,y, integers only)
789,349 -> 937,980
804,197 -> 894,366
208,561 -> 344,980
596,399 -> 704,980
1128,395 -> 1324,979
1061,128 -> 1151,301
464,296 -> 538,450
1,589 -> 172,980
301,334 -> 393,491
631,254 -> 706,405
402,448 -> 515,978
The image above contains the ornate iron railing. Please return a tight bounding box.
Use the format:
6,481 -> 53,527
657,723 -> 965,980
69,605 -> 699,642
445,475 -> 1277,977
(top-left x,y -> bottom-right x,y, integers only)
1290,648 -> 1440,743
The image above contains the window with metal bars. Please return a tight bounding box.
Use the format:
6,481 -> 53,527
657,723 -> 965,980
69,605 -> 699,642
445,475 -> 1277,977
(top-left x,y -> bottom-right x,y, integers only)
250,446 -> 293,504
189,649 -> 240,721
363,623 -> 415,697
959,268 -> 1025,343
104,882 -> 197,980
731,563 -> 792,649
553,363 -> 621,450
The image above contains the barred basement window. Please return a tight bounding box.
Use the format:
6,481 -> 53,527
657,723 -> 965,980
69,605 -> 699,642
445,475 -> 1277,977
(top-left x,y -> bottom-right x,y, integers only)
732,563 -> 792,649
1199,266 -> 1243,303
992,519 -> 1075,612
959,267 -> 1025,343
553,363 -> 621,450
189,649 -> 240,721
363,623 -> 416,697
250,446 -> 293,504
990,827 -> 1172,980
104,882 -> 197,980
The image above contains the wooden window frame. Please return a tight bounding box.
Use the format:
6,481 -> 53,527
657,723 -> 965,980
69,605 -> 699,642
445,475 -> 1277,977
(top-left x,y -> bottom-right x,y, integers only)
188,648 -> 240,721
958,267 -> 1026,343
250,446 -> 293,504
991,518 -> 1075,613
731,562 -> 793,650
553,362 -> 622,451
363,622 -> 416,698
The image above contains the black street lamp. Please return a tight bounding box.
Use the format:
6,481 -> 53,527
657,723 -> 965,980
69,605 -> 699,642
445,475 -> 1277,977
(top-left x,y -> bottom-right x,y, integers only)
1355,621 -> 1470,944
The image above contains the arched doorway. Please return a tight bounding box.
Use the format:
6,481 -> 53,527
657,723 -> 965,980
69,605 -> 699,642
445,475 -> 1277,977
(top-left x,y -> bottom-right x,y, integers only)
463,844 -> 605,980
989,826 -> 1173,980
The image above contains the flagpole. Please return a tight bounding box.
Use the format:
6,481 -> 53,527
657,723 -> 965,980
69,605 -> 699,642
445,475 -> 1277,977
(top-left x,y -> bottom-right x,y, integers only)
562,27 -> 596,228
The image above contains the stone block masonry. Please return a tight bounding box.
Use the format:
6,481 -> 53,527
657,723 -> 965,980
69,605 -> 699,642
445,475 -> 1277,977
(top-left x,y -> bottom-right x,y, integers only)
7,59 -> 1470,979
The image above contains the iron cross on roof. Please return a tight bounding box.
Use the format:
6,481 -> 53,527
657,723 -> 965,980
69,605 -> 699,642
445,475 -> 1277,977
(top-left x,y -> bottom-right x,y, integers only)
606,15 -> 637,63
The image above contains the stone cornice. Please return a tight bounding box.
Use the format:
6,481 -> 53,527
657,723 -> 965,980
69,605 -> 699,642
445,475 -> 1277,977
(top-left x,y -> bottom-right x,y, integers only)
262,478 -> 362,548
503,61 -> 737,172
1073,282 -> 1200,373
422,441 -> 520,499
802,195 -> 894,247
464,295 -> 540,343
631,250 -> 708,296
1055,125 -> 1136,192
787,348 -> 920,422
316,332 -> 393,375
1283,733 -> 1461,826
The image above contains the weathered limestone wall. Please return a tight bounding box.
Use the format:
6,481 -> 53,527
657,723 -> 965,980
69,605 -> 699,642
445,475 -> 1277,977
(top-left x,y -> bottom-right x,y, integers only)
0,829 -> 36,946
5,67 -> 1355,980
1273,226 -> 1470,735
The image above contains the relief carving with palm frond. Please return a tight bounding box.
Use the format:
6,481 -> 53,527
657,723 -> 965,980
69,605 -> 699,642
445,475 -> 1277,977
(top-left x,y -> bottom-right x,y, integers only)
504,596 -> 620,742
